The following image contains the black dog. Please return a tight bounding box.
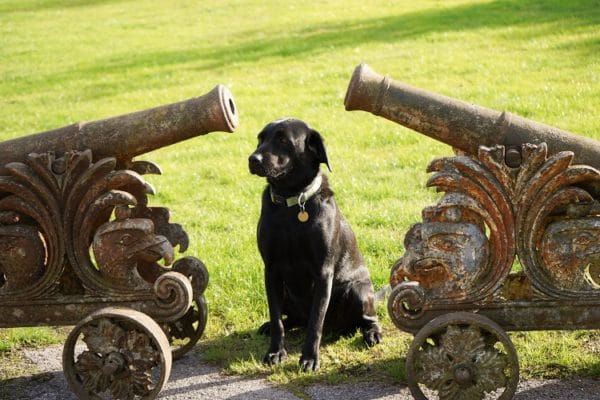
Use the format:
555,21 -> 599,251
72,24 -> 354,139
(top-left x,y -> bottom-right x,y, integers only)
248,118 -> 382,372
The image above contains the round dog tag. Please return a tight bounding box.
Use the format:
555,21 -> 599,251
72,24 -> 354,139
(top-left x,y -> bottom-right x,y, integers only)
297,210 -> 309,222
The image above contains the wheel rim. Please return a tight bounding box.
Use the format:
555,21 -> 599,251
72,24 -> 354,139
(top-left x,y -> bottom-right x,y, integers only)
63,307 -> 172,399
406,312 -> 519,400
164,295 -> 208,359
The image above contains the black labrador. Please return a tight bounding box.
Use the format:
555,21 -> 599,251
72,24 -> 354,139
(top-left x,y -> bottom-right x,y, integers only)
248,118 -> 382,372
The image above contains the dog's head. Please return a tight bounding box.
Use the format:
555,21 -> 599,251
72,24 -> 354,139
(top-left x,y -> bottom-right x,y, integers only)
248,118 -> 331,187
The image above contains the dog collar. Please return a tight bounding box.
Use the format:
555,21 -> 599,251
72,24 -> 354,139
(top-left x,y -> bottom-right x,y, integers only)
270,174 -> 323,207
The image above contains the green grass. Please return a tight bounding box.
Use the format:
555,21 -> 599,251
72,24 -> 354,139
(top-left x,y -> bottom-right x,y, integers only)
0,327 -> 67,380
1,0 -> 599,389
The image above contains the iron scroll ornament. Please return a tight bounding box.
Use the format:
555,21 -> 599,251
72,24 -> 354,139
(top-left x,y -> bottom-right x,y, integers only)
391,143 -> 600,303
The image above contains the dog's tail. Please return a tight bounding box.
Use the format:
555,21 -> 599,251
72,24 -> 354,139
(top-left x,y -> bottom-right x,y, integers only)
374,284 -> 391,304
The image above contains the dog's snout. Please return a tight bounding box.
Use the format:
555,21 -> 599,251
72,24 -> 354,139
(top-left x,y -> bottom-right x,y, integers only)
249,152 -> 266,176
249,153 -> 263,165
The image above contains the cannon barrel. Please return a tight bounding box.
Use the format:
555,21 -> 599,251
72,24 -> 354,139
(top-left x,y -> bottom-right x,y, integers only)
344,63 -> 600,169
0,84 -> 238,166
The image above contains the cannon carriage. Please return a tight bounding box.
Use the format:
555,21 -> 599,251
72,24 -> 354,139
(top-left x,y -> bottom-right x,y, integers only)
345,64 -> 600,400
0,85 -> 238,399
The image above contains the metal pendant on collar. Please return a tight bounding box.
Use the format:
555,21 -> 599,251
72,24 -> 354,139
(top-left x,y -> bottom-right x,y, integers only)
297,210 -> 309,222
297,192 -> 309,222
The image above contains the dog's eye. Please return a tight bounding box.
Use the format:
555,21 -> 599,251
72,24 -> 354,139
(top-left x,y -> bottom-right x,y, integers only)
278,136 -> 288,145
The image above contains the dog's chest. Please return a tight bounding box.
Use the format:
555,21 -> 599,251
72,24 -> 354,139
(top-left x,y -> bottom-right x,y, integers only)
262,226 -> 324,291
258,204 -> 334,269
260,214 -> 324,253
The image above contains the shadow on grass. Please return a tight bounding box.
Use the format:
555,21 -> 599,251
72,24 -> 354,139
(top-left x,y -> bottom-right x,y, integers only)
10,0 -> 600,98
108,0 -> 600,70
0,0 -> 126,14
192,0 -> 600,68
194,325 -> 600,392
196,326 -> 407,389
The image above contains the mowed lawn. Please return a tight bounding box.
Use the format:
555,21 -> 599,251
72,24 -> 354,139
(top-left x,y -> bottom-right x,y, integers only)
1,0 -> 599,388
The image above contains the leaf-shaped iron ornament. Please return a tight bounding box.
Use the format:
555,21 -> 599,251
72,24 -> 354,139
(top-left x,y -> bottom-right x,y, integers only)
391,143 -> 600,303
0,149 -> 194,298
391,146 -> 515,302
514,144 -> 600,298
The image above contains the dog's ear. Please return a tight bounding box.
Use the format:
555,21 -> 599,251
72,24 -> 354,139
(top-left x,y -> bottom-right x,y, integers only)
307,129 -> 332,172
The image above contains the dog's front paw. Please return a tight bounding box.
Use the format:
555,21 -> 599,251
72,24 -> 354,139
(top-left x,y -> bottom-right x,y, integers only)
363,326 -> 383,347
263,348 -> 288,365
299,352 -> 320,372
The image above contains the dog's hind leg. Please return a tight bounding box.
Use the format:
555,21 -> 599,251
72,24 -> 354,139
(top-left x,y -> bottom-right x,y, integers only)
323,281 -> 381,345
357,285 -> 383,346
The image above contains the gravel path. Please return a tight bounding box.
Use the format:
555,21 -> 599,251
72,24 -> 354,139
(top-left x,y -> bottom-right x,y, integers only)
0,345 -> 597,399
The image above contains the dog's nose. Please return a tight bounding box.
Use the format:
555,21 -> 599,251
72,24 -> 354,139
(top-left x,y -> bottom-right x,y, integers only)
248,153 -> 265,175
249,153 -> 263,165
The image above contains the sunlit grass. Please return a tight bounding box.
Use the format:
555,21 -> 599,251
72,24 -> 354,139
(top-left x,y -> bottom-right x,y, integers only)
0,0 -> 599,387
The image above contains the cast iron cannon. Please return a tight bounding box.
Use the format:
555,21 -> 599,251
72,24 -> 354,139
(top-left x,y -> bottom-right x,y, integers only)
0,85 -> 238,399
345,64 -> 600,400
345,63 -> 600,170
0,84 -> 237,168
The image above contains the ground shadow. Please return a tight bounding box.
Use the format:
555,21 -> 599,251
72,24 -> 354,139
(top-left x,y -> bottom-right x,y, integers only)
90,0 -> 600,73
0,0 -> 126,13
192,324 -> 600,395
11,0 -> 600,98
195,326 -> 405,386
515,379 -> 600,399
0,371 -> 75,400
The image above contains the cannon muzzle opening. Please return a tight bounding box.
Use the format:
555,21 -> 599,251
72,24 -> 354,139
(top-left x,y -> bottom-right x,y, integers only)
213,84 -> 239,133
344,63 -> 387,114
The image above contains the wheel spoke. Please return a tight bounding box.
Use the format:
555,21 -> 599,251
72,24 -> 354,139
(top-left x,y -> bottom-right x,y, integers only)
406,312 -> 519,400
63,308 -> 171,399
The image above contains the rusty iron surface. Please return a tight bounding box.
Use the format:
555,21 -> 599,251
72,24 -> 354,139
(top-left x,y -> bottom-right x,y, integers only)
345,63 -> 600,171
63,307 -> 172,399
0,149 -> 198,309
0,150 -> 211,399
343,65 -> 600,331
405,312 -> 519,400
0,85 -> 238,170
389,281 -> 600,334
345,63 -> 600,399
0,148 -> 212,348
0,85 -> 234,399
387,143 -> 600,333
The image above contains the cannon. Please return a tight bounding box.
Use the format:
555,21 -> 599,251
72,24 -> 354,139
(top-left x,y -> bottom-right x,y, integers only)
345,63 -> 600,170
0,84 -> 238,169
345,64 -> 600,400
0,85 -> 238,399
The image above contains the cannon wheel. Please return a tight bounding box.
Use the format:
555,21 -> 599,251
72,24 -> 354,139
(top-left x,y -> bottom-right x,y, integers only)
63,307 -> 172,400
162,257 -> 209,359
405,311 -> 519,400
163,295 -> 208,360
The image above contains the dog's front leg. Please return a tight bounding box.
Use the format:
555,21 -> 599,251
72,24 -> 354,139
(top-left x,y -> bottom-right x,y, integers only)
263,266 -> 288,365
300,268 -> 333,372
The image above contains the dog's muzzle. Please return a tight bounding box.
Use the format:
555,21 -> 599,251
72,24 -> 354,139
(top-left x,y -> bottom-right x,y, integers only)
249,153 -> 266,176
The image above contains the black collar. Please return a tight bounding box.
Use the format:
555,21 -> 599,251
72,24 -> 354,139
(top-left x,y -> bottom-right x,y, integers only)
269,174 -> 323,207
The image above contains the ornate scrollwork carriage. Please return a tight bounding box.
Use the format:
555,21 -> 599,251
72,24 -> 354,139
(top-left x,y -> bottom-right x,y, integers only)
0,85 -> 238,399
345,64 -> 600,400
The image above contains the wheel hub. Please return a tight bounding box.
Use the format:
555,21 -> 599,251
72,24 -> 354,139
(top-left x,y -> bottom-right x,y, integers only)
453,363 -> 473,386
